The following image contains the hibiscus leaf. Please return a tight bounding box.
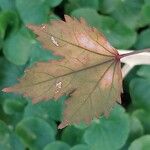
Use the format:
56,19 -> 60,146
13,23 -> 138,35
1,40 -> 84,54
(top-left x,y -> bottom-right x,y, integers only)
2,15 -> 123,128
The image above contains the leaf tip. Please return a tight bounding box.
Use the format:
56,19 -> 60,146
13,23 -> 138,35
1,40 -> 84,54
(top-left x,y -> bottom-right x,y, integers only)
2,87 -> 11,93
58,120 -> 69,129
26,24 -> 34,30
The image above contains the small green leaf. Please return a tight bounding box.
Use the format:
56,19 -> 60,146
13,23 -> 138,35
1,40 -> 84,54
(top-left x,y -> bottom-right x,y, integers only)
128,116 -> 144,142
29,41 -> 57,66
44,141 -> 70,150
16,0 -> 50,24
70,144 -> 90,150
24,97 -> 64,122
48,0 -> 63,7
3,26 -> 55,66
83,105 -> 129,150
0,0 -> 15,10
132,109 -> 150,133
16,117 -> 55,150
3,98 -> 27,115
139,3 -> 150,27
0,120 -> 11,150
49,13 -> 60,21
0,120 -> 24,150
111,0 -> 144,29
99,0 -> 120,14
0,58 -> 24,89
65,0 -> 99,13
61,126 -> 85,146
137,65 -> 150,79
0,11 -> 20,39
134,28 -> 150,49
129,135 -> 150,150
3,27 -> 32,65
130,78 -> 150,111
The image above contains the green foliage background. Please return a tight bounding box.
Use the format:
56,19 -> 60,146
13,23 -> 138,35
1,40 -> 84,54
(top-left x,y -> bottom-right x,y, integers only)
0,0 -> 150,149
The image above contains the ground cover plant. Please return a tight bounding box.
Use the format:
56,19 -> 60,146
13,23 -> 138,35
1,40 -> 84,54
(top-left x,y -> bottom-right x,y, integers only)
0,0 -> 150,150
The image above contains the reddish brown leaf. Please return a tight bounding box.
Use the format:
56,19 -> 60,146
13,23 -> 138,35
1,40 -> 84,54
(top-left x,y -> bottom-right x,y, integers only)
2,15 -> 122,128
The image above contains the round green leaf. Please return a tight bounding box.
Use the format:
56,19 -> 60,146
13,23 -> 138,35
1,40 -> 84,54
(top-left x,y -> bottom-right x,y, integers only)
71,8 -> 114,30
137,65 -> 150,79
0,11 -> 20,39
132,109 -> 150,133
129,135 -> 150,150
104,22 -> 137,49
44,141 -> 70,150
0,0 -> 15,10
16,0 -> 49,24
48,0 -> 63,7
0,58 -> 24,90
3,98 -> 27,115
0,120 -> 24,150
65,0 -> 99,13
128,116 -> 144,141
121,115 -> 144,149
71,144 -> 90,150
61,126 -> 85,146
24,97 -> 65,122
139,4 -> 150,27
3,27 -> 32,65
16,117 -> 55,150
83,105 -> 129,150
29,41 -> 56,66
134,28 -> 150,49
0,120 -> 11,150
111,0 -> 144,29
130,78 -> 150,111
99,0 -> 120,14
3,26 -> 55,66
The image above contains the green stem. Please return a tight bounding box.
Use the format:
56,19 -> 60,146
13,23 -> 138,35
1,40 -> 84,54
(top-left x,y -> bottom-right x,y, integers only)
120,48 -> 150,59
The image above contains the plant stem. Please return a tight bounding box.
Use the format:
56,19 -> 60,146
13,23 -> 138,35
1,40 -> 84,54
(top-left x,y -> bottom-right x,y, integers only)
120,48 -> 150,59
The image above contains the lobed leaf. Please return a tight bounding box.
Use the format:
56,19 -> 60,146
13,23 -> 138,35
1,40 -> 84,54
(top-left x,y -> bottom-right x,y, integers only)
2,15 -> 123,128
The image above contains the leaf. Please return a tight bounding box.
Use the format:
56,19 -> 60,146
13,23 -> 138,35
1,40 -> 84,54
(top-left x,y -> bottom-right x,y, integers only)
48,0 -> 63,8
137,65 -> 150,79
132,109 -> 150,133
139,3 -> 150,27
128,135 -> 150,150
3,27 -> 33,65
134,28 -> 150,49
44,141 -> 70,150
3,27 -> 55,65
16,117 -> 55,150
2,15 -> 123,128
0,0 -> 15,10
0,120 -> 24,150
70,144 -> 90,150
111,0 -> 144,29
99,0 -> 120,14
130,78 -> 150,112
61,126 -> 85,146
3,98 -> 27,115
0,11 -> 20,39
16,0 -> 50,24
65,0 -> 99,13
24,97 -> 65,121
83,105 -> 129,150
128,116 -> 144,142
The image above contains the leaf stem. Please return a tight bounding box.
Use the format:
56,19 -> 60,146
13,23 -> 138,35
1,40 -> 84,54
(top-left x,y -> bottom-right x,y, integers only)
120,48 -> 150,59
